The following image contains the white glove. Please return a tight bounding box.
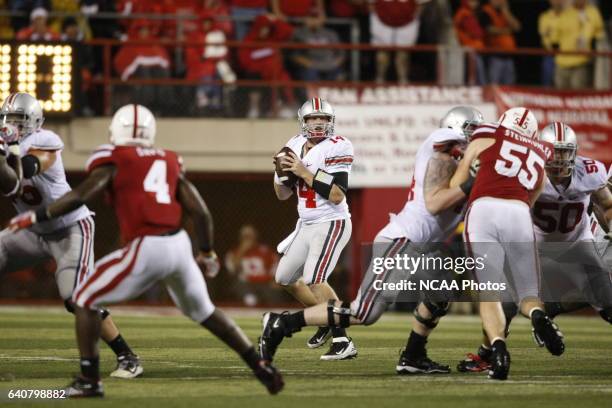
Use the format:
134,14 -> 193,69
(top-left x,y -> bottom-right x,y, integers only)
197,251 -> 220,278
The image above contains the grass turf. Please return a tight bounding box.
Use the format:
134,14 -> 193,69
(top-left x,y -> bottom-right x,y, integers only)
0,308 -> 610,408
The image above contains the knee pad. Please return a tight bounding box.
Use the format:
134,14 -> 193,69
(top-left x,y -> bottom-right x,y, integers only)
327,300 -> 351,328
99,308 -> 110,320
63,299 -> 75,314
414,301 -> 449,329
599,308 -> 612,324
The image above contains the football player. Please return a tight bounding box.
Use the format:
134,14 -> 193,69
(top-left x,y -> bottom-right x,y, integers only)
9,104 -> 283,397
449,108 -> 565,380
0,93 -> 142,379
457,122 -> 612,373
260,106 -> 484,373
272,97 -> 356,360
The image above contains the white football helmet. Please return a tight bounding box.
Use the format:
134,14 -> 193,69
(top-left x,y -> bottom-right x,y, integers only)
298,97 -> 335,139
109,104 -> 156,147
0,92 -> 44,138
498,107 -> 538,138
539,122 -> 577,178
439,106 -> 484,140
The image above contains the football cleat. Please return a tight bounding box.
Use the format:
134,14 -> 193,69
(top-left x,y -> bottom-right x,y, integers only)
258,312 -> 291,362
307,327 -> 332,349
65,376 -> 104,398
320,337 -> 358,361
531,311 -> 565,356
457,345 -> 492,373
488,341 -> 510,380
396,351 -> 450,374
110,354 -> 143,379
253,359 -> 284,395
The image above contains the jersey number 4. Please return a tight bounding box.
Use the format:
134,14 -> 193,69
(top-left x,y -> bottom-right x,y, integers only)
298,179 -> 316,208
494,140 -> 545,190
144,160 -> 171,204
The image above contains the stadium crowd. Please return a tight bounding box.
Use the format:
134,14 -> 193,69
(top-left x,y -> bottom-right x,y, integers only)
0,0 -> 610,116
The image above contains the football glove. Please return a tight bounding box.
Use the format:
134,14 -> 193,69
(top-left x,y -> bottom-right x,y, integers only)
0,124 -> 21,156
8,210 -> 37,232
197,250 -> 220,278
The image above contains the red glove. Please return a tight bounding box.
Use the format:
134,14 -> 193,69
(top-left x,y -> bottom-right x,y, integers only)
7,211 -> 37,232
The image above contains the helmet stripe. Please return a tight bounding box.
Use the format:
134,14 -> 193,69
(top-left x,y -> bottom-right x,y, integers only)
313,97 -> 320,111
555,122 -> 562,142
132,104 -> 138,139
517,109 -> 530,126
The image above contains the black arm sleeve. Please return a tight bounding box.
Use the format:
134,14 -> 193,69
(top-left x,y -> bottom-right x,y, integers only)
332,172 -> 349,193
21,155 -> 41,179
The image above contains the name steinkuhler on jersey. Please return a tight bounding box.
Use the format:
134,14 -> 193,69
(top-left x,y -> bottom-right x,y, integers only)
504,128 -> 552,156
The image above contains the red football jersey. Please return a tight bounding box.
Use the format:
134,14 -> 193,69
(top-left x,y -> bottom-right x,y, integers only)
374,0 -> 417,28
86,145 -> 183,243
468,123 -> 553,206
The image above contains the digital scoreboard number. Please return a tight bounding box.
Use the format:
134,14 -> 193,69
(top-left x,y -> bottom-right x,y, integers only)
0,43 -> 73,115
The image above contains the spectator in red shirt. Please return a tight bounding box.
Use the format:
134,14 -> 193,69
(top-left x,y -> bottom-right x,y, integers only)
16,7 -> 60,41
225,225 -> 280,306
370,0 -> 420,84
238,14 -> 295,118
271,0 -> 325,20
186,12 -> 236,111
229,0 -> 270,40
329,0 -> 369,18
454,0 -> 487,84
113,20 -> 172,113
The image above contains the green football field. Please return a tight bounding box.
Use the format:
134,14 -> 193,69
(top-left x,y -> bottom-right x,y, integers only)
0,307 -> 610,408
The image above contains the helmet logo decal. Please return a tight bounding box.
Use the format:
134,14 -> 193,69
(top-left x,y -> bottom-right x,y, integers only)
516,108 -> 530,129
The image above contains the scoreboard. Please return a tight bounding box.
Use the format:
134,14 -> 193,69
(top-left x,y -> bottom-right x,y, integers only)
0,43 -> 74,115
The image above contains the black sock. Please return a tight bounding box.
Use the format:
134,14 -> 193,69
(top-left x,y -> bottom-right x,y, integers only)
240,347 -> 260,370
405,330 -> 428,359
80,356 -> 100,381
106,334 -> 133,357
285,311 -> 306,330
331,327 -> 346,338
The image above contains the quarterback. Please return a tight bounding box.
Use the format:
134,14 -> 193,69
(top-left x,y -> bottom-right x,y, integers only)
272,97 -> 356,360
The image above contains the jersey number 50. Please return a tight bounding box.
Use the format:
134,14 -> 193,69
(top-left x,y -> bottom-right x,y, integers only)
494,141 -> 545,190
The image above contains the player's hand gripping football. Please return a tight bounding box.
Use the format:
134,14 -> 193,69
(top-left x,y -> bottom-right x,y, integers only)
0,123 -> 21,156
196,250 -> 221,278
280,152 -> 310,180
7,210 -> 37,232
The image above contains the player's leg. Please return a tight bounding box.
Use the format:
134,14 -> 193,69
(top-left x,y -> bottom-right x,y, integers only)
463,201 -> 511,380
163,231 -> 283,394
303,219 -> 354,360
67,238 -> 154,397
508,236 -> 564,357
274,225 -> 329,347
259,237 -> 409,362
48,218 -> 142,379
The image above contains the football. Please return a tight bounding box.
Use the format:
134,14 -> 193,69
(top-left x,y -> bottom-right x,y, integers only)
274,146 -> 298,187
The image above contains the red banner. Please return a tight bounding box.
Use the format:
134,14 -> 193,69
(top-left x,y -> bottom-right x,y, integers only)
491,86 -> 612,167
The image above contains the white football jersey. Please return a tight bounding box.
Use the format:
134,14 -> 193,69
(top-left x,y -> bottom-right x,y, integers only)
533,156 -> 607,242
379,128 -> 465,242
14,128 -> 90,234
284,134 -> 353,224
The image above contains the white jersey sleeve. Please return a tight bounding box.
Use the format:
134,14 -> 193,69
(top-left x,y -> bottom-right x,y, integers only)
25,129 -> 64,151
323,136 -> 354,174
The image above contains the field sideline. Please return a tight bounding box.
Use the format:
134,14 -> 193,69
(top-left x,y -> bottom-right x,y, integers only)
0,307 -> 610,408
